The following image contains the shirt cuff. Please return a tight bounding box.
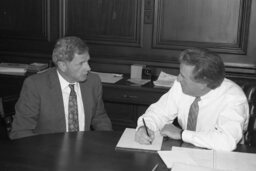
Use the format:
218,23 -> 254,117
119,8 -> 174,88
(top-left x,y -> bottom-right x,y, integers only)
182,130 -> 196,143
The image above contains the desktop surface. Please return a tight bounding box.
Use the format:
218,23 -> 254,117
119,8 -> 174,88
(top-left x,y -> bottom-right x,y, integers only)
0,131 -> 166,171
0,131 -> 255,171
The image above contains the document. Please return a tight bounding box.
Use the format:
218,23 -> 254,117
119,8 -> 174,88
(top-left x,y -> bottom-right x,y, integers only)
158,146 -> 256,171
214,151 -> 256,171
172,163 -> 227,171
158,147 -> 214,169
153,71 -> 177,88
116,128 -> 163,152
91,71 -> 123,83
127,78 -> 150,86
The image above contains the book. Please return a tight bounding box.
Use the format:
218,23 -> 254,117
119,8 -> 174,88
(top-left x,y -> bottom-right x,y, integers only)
115,128 -> 163,152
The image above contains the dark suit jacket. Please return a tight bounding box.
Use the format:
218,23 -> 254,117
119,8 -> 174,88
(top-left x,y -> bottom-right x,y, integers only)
10,68 -> 112,139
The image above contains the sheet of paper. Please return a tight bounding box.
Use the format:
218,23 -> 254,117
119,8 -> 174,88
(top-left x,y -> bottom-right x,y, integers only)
214,151 -> 256,171
116,128 -> 163,152
159,146 -> 256,171
91,71 -> 123,83
172,163 -> 227,171
127,78 -> 150,86
171,147 -> 214,168
153,71 -> 177,88
158,147 -> 213,169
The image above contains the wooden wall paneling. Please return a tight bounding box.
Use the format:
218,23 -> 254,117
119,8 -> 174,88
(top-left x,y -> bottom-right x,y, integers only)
61,0 -> 143,47
153,0 -> 252,54
0,0 -> 60,55
0,0 -> 49,40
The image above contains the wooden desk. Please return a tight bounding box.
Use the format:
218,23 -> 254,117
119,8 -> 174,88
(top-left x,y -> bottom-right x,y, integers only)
0,132 -> 256,171
0,131 -> 167,171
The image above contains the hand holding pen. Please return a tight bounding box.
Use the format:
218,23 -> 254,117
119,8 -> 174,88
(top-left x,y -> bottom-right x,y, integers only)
135,118 -> 155,145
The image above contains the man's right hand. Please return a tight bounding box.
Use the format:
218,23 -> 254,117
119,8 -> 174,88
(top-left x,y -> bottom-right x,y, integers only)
134,126 -> 155,145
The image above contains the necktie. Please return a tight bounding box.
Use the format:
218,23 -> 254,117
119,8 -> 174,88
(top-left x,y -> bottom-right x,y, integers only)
68,84 -> 79,132
187,97 -> 200,131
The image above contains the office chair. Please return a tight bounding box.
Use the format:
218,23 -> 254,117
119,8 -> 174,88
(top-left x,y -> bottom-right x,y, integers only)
0,95 -> 19,140
242,84 -> 256,147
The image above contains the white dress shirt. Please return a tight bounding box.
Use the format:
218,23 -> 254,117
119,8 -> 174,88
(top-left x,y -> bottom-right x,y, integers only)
57,71 -> 85,131
137,78 -> 249,151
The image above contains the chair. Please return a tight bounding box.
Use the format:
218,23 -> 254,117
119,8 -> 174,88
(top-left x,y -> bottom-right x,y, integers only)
0,95 -> 19,140
241,83 -> 256,146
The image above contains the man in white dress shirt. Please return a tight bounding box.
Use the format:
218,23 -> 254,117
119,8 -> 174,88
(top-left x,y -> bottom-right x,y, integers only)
135,48 -> 249,151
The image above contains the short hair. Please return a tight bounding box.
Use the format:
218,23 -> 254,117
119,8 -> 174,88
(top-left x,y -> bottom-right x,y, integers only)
52,36 -> 89,65
179,48 -> 225,89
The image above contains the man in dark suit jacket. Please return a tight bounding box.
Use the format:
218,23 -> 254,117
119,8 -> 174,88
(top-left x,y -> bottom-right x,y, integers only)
10,36 -> 112,139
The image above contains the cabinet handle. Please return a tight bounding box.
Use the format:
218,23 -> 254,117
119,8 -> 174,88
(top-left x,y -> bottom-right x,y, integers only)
123,94 -> 137,99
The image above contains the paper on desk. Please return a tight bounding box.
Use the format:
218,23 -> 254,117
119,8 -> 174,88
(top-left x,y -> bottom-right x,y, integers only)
158,146 -> 256,171
172,147 -> 214,168
214,151 -> 256,171
0,63 -> 27,75
127,78 -> 150,86
153,71 -> 177,88
172,163 -> 227,171
158,147 -> 214,169
91,71 -> 123,83
116,128 -> 163,152
0,67 -> 26,73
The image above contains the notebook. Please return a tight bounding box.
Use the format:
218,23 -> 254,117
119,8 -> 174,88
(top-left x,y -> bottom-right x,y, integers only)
116,128 -> 163,152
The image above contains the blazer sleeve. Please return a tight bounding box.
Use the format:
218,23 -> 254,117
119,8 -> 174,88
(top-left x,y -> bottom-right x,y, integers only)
90,76 -> 112,131
9,77 -> 40,139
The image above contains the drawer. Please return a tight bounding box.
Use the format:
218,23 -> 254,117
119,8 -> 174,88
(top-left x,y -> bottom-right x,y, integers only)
103,86 -> 165,105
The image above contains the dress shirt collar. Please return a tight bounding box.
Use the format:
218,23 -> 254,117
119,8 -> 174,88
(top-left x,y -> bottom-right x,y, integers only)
57,70 -> 78,91
199,78 -> 226,101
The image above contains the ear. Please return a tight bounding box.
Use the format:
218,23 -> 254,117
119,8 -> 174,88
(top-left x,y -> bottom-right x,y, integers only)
200,82 -> 211,93
57,61 -> 67,72
197,81 -> 207,90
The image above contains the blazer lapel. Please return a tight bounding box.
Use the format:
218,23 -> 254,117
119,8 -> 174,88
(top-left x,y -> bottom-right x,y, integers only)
80,82 -> 92,131
48,68 -> 66,131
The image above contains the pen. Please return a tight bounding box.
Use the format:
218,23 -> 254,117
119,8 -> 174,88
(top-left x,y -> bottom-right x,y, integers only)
152,163 -> 159,171
142,118 -> 151,144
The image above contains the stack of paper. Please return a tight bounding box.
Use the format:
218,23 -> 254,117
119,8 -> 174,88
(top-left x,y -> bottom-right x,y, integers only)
172,163 -> 226,171
158,146 -> 256,171
0,63 -> 28,75
153,71 -> 177,88
158,147 -> 214,168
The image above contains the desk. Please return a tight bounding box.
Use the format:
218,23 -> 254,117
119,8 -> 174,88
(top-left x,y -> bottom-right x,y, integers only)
0,131 -> 165,171
0,132 -> 256,171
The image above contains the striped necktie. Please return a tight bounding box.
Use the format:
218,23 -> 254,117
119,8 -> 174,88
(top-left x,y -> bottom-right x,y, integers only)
187,97 -> 200,131
68,84 -> 79,132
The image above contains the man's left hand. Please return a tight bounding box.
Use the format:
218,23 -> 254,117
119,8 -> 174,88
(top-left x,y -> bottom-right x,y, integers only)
160,123 -> 182,140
